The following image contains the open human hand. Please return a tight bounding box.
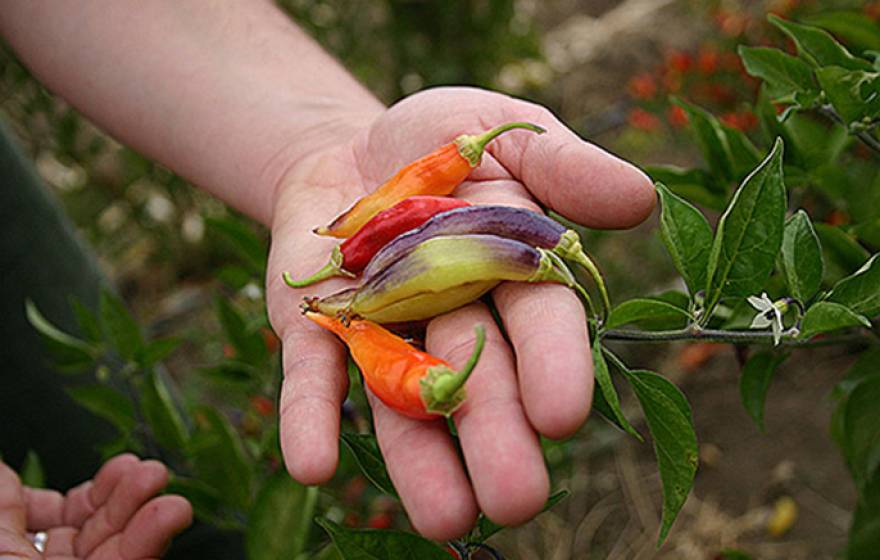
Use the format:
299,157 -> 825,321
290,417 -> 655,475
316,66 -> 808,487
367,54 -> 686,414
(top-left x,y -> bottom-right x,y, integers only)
266,87 -> 655,540
0,454 -> 191,559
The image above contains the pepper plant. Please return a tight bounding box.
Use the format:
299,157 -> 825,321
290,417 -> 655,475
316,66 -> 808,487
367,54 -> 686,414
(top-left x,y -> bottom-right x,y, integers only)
22,11 -> 880,560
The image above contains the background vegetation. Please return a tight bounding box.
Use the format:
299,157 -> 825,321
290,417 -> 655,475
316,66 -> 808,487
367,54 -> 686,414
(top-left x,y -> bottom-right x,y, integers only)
4,0 -> 880,558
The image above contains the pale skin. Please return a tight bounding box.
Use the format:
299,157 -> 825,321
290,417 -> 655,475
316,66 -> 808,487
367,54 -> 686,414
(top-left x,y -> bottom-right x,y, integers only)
1,0 -> 655,541
0,455 -> 191,559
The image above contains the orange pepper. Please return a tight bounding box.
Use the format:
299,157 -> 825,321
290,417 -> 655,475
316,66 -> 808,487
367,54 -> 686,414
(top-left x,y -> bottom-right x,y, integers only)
314,121 -> 545,238
304,312 -> 485,420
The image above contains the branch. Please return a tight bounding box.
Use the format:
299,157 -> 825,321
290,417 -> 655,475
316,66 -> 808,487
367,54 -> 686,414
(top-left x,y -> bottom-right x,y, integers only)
818,105 -> 880,155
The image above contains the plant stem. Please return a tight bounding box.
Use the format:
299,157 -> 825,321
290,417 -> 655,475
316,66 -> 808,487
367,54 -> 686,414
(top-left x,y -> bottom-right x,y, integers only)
818,105 -> 880,155
601,327 -> 872,347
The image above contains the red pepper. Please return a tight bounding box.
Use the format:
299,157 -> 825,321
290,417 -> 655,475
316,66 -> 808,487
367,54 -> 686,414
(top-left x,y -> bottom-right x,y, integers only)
304,312 -> 485,420
313,121 -> 545,239
284,196 -> 470,288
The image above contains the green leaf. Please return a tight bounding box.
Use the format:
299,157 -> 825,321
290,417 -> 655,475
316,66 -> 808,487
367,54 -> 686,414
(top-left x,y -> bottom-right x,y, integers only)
672,98 -> 736,183
828,253 -> 880,316
246,471 -> 318,560
815,223 -> 870,278
205,216 -> 267,275
656,183 -> 714,296
199,361 -> 261,386
816,66 -> 880,125
190,406 -> 253,510
755,84 -> 792,143
843,376 -> 880,494
622,369 -> 698,545
721,123 -> 762,179
606,298 -> 690,330
800,301 -> 872,339
739,352 -> 788,432
592,341 -> 642,441
784,112 -> 851,170
781,211 -> 824,302
769,15 -> 873,71
67,385 -> 136,432
20,450 -> 45,488
138,337 -> 182,367
719,550 -> 755,560
216,297 -> 267,364
831,349 -> 880,448
474,490 -> 569,542
316,518 -> 451,560
738,46 -> 816,100
646,166 -> 726,210
25,299 -> 96,373
706,139 -> 787,308
849,500 -> 880,560
140,371 -> 189,452
165,475 -> 224,524
853,219 -> 880,250
69,297 -> 102,343
340,433 -> 397,498
216,264 -> 255,290
99,291 -> 144,361
805,12 -> 880,53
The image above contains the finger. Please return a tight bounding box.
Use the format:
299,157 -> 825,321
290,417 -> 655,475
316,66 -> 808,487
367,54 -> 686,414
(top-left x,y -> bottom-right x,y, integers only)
90,454 -> 141,506
74,460 -> 168,557
63,453 -> 139,527
23,487 -> 63,530
267,190 -> 355,485
0,463 -> 35,559
0,529 -> 39,560
43,526 -> 77,556
370,393 -> 479,540
119,495 -> 192,559
493,283 -> 593,439
275,315 -> 350,485
0,462 -> 26,534
485,105 -> 656,229
427,304 -> 550,527
60,482 -> 94,529
454,178 -> 542,211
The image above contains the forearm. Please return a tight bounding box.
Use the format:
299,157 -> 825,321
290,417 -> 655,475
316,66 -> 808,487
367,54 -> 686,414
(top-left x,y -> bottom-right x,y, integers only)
0,0 -> 384,225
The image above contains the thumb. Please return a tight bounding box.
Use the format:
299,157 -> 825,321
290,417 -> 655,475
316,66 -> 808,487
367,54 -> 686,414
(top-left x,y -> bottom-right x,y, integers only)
486,110 -> 656,229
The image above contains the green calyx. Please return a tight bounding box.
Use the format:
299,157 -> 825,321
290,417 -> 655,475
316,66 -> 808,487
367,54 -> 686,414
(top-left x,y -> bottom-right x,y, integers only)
455,122 -> 546,167
282,246 -> 354,288
553,229 -> 612,321
420,325 -> 486,416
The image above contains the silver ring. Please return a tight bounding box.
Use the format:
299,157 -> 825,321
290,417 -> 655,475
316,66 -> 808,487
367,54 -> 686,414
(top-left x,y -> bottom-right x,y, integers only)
32,530 -> 47,552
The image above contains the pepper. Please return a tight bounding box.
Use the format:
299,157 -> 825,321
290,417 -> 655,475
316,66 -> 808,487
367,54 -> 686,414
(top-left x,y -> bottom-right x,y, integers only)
306,233 -> 585,323
284,196 -> 470,288
304,311 -> 486,419
314,121 -> 545,238
363,205 -> 611,317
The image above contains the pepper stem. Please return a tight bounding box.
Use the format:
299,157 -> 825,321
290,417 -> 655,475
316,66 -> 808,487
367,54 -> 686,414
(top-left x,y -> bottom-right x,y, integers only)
554,230 -> 611,322
455,122 -> 546,167
420,325 -> 486,416
282,246 -> 354,288
572,252 -> 611,322
541,249 -> 597,319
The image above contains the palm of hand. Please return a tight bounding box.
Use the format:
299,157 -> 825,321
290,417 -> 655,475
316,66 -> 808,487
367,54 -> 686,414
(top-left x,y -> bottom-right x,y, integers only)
0,455 -> 191,560
266,87 -> 655,540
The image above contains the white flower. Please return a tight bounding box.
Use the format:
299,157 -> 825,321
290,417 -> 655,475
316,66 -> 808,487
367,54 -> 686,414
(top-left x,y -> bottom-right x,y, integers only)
748,292 -> 784,346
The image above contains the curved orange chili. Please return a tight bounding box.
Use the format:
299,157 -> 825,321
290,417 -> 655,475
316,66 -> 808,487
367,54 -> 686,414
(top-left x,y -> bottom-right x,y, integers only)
314,121 -> 545,239
304,311 -> 485,420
